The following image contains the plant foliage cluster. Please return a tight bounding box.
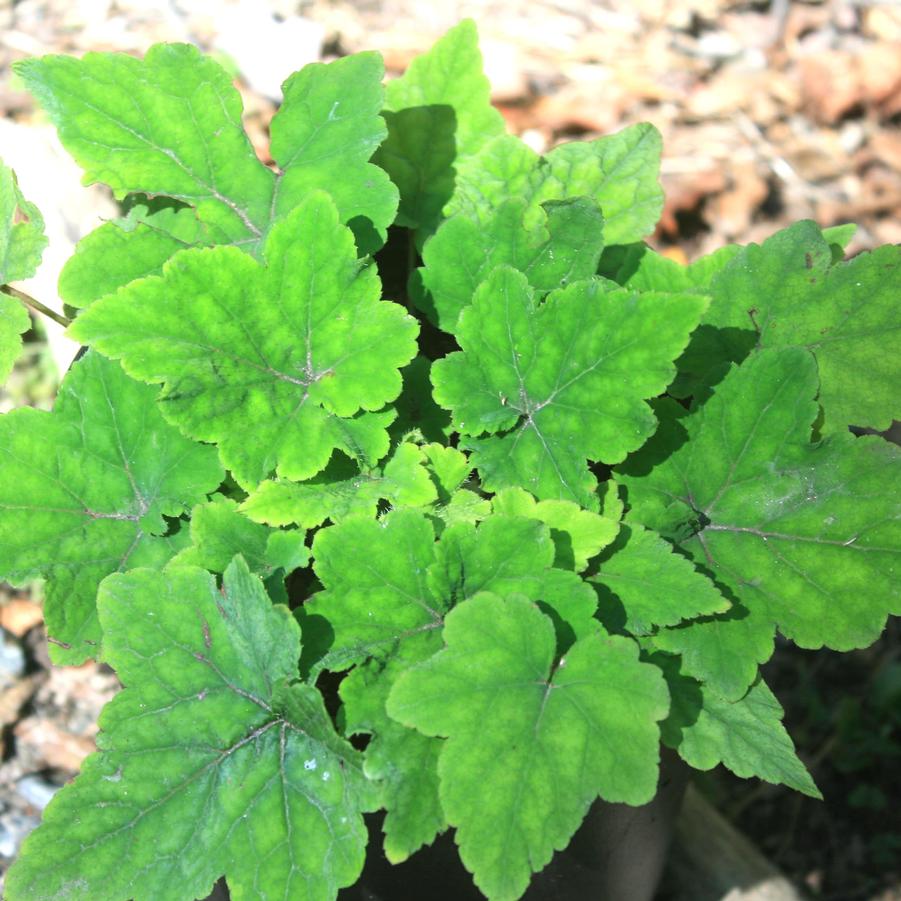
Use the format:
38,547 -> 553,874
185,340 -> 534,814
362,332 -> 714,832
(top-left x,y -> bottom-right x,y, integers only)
0,21 -> 898,901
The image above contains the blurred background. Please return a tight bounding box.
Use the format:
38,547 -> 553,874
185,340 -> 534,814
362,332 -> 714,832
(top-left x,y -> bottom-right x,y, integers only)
0,2 -> 899,899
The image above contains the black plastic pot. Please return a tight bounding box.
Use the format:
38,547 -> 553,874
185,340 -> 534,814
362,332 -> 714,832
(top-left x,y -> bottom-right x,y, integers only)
340,749 -> 690,901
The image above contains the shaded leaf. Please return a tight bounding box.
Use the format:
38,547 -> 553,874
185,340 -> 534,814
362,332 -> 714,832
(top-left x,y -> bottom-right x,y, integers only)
591,523 -> 729,635
375,19 -> 505,237
660,658 -> 820,798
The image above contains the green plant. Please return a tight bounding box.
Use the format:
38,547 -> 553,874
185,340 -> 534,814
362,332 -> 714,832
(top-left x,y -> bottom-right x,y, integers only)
0,19 -> 898,901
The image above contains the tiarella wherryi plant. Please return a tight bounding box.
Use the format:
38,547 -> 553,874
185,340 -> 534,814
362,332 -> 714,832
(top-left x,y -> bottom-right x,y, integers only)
0,19 -> 898,901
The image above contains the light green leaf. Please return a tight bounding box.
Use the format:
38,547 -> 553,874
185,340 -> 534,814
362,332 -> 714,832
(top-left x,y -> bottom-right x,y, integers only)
419,196 -> 604,331
821,222 -> 856,252
603,243 -> 741,293
1,160 -> 48,284
492,486 -> 619,572
429,514 -> 553,603
16,44 -> 273,244
448,123 -> 664,246
71,192 -> 418,488
242,442 -> 437,528
0,293 -> 30,384
270,52 -> 398,250
437,489 -> 492,528
310,511 -> 594,668
422,444 -> 471,498
59,201 -> 207,309
591,523 -> 729,635
694,221 -> 901,429
5,558 -> 375,901
375,19 -> 505,236
0,161 -> 47,379
17,43 -> 397,265
171,495 -> 308,575
0,352 -> 222,663
618,347 -> 901,662
660,660 -> 820,798
432,266 -> 707,506
311,509 -> 446,666
387,592 -> 669,901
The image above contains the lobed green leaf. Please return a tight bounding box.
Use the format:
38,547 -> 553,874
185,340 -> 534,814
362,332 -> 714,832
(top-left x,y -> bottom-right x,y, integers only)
387,592 -> 668,901
619,347 -> 901,682
419,196 -> 605,332
432,267 -> 707,506
659,658 -> 820,798
5,558 -> 374,901
591,523 -> 729,635
684,222 -> 901,427
71,192 -> 418,488
447,123 -> 664,247
375,19 -> 505,238
0,352 -> 222,662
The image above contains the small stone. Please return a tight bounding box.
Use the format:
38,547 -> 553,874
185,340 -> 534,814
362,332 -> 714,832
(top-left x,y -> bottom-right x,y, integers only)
0,808 -> 41,859
0,629 -> 26,687
17,774 -> 60,811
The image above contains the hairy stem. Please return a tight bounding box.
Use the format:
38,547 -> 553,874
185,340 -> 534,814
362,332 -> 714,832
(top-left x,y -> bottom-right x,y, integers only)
2,285 -> 71,329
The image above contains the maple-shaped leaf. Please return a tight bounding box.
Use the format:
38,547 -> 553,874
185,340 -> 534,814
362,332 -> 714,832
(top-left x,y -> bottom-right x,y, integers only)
17,44 -> 397,270
70,192 -> 418,488
387,592 -> 668,901
172,495 -> 309,578
58,200 -> 207,309
242,442 -> 437,528
446,123 -> 664,247
309,510 -> 598,856
591,523 -> 729,635
422,444 -> 472,498
375,19 -> 505,237
684,221 -> 901,428
431,266 -> 707,506
618,347 -> 901,666
1,160 -> 48,380
310,510 -> 446,668
491,486 -> 619,572
16,44 -> 273,243
418,196 -> 604,331
659,657 -> 820,798
5,558 -> 376,901
310,510 -> 449,854
0,351 -> 222,663
270,52 -> 398,249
